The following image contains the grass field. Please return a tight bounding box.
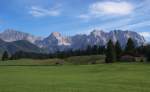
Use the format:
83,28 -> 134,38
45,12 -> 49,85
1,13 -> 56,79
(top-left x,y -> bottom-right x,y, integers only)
0,55 -> 105,66
0,62 -> 150,92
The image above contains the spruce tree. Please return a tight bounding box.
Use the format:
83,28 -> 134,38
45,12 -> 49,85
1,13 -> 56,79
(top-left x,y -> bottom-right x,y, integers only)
145,45 -> 150,62
147,51 -> 150,62
125,38 -> 135,55
2,51 -> 9,61
98,46 -> 105,54
86,45 -> 92,55
115,41 -> 122,61
93,45 -> 98,54
105,40 -> 116,63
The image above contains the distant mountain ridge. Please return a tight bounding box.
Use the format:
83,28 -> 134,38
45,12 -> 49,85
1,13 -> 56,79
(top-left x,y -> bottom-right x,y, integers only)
0,29 -> 42,43
0,29 -> 146,53
69,30 -> 145,50
0,40 -> 48,56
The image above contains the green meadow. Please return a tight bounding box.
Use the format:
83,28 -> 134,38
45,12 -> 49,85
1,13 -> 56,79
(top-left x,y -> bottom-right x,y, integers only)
0,55 -> 150,92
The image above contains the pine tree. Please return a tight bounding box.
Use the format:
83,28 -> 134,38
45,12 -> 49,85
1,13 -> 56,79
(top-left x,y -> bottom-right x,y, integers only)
98,46 -> 105,55
86,45 -> 92,55
105,40 -> 116,63
144,45 -> 150,62
147,50 -> 150,62
93,45 -> 98,54
125,38 -> 135,55
2,51 -> 9,61
115,41 -> 122,61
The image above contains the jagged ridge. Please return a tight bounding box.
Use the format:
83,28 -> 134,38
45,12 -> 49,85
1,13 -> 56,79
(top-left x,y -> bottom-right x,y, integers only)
0,29 -> 145,52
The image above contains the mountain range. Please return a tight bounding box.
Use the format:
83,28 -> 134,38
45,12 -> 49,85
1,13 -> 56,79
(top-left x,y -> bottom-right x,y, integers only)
0,29 -> 146,54
0,39 -> 47,56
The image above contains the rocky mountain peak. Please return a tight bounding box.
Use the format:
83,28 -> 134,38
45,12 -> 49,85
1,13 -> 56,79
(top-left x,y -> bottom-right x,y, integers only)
50,32 -> 61,38
0,29 -> 146,52
90,30 -> 105,36
0,29 -> 42,43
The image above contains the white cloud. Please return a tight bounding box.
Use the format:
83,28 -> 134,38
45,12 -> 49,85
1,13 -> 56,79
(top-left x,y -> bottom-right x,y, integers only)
140,32 -> 150,42
29,6 -> 61,17
140,32 -> 150,38
79,1 -> 134,20
90,1 -> 134,16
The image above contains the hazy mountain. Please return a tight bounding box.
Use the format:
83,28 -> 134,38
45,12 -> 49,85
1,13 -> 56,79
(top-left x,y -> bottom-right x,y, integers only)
0,40 -> 48,56
68,30 -> 145,50
0,29 -> 146,52
0,29 -> 42,43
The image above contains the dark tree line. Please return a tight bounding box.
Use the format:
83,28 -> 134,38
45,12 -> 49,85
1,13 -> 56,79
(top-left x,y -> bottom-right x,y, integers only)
136,45 -> 150,61
1,45 -> 106,60
10,51 -> 50,60
105,38 -> 137,63
2,38 -> 150,62
2,51 -> 9,61
105,38 -> 150,63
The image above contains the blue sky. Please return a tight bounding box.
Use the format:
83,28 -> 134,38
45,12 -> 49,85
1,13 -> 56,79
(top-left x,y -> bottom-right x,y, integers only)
0,0 -> 150,41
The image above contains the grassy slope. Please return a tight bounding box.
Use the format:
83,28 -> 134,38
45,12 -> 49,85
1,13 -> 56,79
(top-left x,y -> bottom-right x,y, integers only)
65,55 -> 105,65
0,63 -> 150,92
0,55 -> 105,66
0,59 -> 63,66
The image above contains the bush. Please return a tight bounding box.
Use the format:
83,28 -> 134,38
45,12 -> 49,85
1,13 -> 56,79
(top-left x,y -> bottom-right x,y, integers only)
55,61 -> 63,65
91,61 -> 96,64
120,55 -> 136,62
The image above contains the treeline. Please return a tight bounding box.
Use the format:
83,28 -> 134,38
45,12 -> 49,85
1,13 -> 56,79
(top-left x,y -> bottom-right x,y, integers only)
1,45 -> 106,60
1,38 -> 150,62
105,38 -> 150,63
137,45 -> 150,61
